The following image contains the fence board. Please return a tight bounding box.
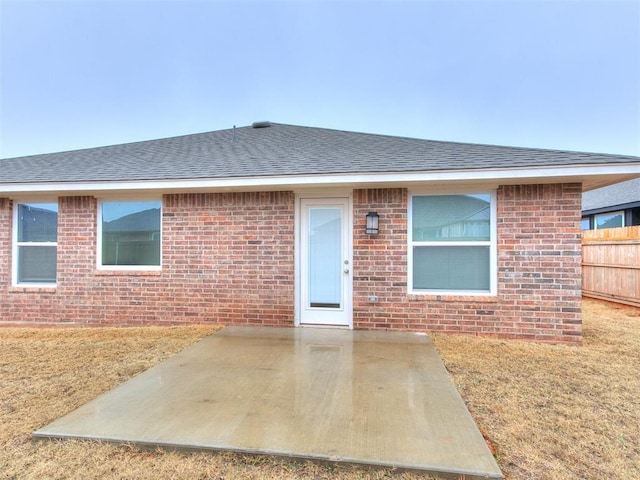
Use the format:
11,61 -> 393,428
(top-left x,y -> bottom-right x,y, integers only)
582,226 -> 640,307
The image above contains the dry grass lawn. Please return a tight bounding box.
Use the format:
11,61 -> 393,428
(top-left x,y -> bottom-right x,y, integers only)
433,299 -> 640,479
1,298 -> 639,479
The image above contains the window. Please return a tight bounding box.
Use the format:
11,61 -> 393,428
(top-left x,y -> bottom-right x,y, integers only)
409,193 -> 495,294
581,217 -> 591,231
594,211 -> 624,230
14,203 -> 58,285
98,201 -> 161,268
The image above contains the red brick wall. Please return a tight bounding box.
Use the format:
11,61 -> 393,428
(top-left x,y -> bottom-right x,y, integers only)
0,198 -> 11,291
0,192 -> 294,326
1,184 -> 582,342
161,192 -> 294,326
353,188 -> 411,328
352,184 -> 583,343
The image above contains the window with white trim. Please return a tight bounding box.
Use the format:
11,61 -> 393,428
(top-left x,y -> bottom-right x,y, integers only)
98,201 -> 161,268
594,211 -> 624,230
409,193 -> 496,294
14,203 -> 58,285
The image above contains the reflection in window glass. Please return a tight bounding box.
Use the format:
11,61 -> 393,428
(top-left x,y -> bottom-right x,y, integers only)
595,212 -> 624,230
18,203 -> 58,242
581,218 -> 591,231
101,201 -> 161,266
412,194 -> 490,241
410,194 -> 493,293
15,203 -> 58,284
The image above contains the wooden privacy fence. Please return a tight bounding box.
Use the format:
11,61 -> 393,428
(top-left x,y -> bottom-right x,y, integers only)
582,226 -> 640,307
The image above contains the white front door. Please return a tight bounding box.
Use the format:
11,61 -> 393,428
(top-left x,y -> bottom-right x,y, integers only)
299,197 -> 352,327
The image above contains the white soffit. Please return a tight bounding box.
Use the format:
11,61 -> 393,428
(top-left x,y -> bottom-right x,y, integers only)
1,164 -> 639,198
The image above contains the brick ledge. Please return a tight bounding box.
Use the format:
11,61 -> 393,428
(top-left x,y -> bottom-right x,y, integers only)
94,270 -> 162,277
8,286 -> 57,294
407,294 -> 500,303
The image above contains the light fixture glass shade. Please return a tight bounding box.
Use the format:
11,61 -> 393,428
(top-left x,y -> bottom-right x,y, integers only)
365,211 -> 379,235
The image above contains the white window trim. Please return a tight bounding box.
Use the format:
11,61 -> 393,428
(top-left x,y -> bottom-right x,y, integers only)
97,199 -> 162,271
12,202 -> 58,287
407,190 -> 497,296
594,210 -> 625,230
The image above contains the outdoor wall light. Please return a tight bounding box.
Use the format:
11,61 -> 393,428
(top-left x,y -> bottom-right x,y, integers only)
365,211 -> 379,235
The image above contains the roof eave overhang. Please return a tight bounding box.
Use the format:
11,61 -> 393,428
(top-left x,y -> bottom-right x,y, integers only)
1,163 -> 639,198
583,200 -> 640,216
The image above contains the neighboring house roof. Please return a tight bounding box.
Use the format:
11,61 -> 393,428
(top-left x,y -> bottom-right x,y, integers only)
103,208 -> 160,233
413,195 -> 490,228
16,204 -> 58,241
582,178 -> 640,214
1,122 -> 639,195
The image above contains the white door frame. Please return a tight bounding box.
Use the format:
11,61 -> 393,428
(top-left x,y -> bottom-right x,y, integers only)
295,193 -> 353,328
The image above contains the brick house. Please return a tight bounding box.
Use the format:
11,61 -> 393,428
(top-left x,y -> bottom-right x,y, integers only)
582,177 -> 640,230
1,122 -> 639,342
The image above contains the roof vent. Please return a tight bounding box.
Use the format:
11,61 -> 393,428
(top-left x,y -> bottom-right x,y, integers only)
252,120 -> 271,128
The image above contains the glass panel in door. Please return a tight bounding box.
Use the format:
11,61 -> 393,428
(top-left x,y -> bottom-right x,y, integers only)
308,207 -> 342,308
299,197 -> 352,327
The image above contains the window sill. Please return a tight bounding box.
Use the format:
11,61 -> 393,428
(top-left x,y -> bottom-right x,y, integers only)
408,293 -> 499,303
9,285 -> 57,293
95,270 -> 162,277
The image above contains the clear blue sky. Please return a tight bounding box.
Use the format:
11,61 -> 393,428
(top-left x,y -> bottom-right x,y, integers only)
1,0 -> 639,159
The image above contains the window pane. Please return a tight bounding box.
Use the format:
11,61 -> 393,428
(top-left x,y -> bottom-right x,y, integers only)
413,246 -> 490,291
308,207 -> 342,308
18,203 -> 58,242
595,212 -> 623,229
18,246 -> 57,283
581,217 -> 591,230
413,195 -> 490,241
102,202 -> 161,266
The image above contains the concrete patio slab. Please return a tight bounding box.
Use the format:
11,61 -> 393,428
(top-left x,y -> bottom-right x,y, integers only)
34,326 -> 502,479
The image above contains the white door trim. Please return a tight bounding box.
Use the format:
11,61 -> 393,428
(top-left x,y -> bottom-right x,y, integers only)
294,193 -> 353,329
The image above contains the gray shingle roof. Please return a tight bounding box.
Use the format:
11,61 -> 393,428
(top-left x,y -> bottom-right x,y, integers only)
582,178 -> 640,211
1,123 -> 639,184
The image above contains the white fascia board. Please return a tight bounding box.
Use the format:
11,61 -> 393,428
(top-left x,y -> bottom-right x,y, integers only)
1,163 -> 639,197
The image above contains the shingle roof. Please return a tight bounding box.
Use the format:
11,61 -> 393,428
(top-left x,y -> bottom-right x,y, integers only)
582,178 -> 640,211
1,123 -> 639,184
